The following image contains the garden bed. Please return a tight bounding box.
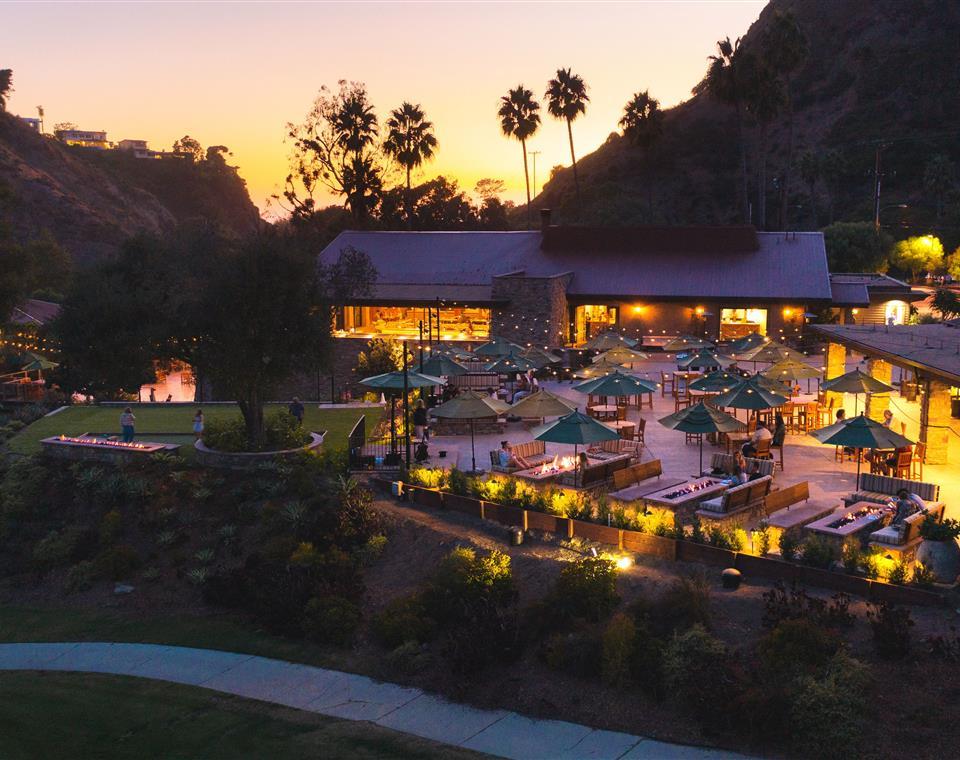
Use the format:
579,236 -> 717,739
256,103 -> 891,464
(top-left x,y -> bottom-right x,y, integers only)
193,432 -> 325,469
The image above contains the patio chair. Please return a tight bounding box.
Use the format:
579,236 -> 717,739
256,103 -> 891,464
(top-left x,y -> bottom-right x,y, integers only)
771,440 -> 784,471
616,404 -> 628,421
634,417 -> 646,446
660,371 -> 673,397
911,441 -> 926,480
674,397 -> 691,413
753,437 -> 773,461
891,447 -> 912,479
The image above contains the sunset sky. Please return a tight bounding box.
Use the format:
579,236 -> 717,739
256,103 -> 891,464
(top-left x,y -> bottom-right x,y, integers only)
4,1 -> 766,216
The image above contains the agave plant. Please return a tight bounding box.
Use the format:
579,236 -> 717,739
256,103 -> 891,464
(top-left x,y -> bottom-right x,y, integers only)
157,507 -> 178,525
280,501 -> 308,529
186,568 -> 208,586
217,524 -> 238,544
156,529 -> 179,548
194,548 -> 215,565
191,486 -> 213,502
72,465 -> 104,491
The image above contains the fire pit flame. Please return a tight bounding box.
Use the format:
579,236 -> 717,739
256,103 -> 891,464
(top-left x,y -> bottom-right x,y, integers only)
56,435 -> 150,450
537,454 -> 577,475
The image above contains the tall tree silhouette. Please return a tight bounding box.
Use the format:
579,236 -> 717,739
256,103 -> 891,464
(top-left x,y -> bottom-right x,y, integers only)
620,90 -> 664,219
694,37 -> 750,224
498,85 -> 541,229
545,68 -> 589,205
383,102 -> 438,224
743,57 -> 784,229
0,70 -> 11,111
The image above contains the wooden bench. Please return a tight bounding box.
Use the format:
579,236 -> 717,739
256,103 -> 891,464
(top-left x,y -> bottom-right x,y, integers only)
696,476 -> 772,527
610,459 -> 662,491
764,482 -> 840,540
702,452 -> 774,479
868,502 -> 946,562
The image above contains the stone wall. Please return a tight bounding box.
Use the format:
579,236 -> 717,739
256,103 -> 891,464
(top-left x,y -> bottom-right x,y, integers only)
865,358 -> 892,423
921,377 -> 951,465
490,273 -> 572,347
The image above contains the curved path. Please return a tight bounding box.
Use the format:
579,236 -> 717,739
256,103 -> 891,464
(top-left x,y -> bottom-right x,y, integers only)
0,642 -> 748,760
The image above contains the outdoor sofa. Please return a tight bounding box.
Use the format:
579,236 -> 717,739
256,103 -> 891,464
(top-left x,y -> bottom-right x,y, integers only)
590,438 -> 641,463
702,452 -> 775,479
695,475 -> 773,526
868,502 -> 945,560
488,440 -> 553,473
844,473 -> 942,510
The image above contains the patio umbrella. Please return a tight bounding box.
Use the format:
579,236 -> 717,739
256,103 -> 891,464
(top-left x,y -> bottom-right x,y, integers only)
519,345 -> 560,366
658,401 -> 746,473
532,409 -> 620,481
727,332 -> 767,355
809,413 -> 914,483
572,358 -> 627,379
20,352 -> 58,379
663,335 -> 715,352
416,354 -> 469,377
712,375 -> 790,416
485,353 -> 538,374
474,336 -> 524,357
763,358 -> 822,394
431,390 -> 510,473
509,389 -> 576,422
433,344 -> 476,362
360,370 -> 446,457
583,330 -> 638,351
676,349 -> 735,371
593,345 -> 650,365
688,370 -> 746,393
737,341 -> 808,365
821,368 -> 894,415
572,370 -> 658,399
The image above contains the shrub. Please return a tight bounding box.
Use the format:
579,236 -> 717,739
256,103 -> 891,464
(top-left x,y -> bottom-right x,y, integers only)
302,595 -> 361,647
662,625 -> 735,722
762,582 -> 855,630
841,538 -> 862,574
93,544 -> 141,580
755,523 -> 772,556
382,641 -> 433,677
706,526 -> 743,551
779,531 -> 800,561
913,562 -> 937,588
758,619 -> 841,682
32,527 -> 95,571
635,572 -> 711,638
541,626 -> 601,678
65,561 -> 95,592
790,652 -> 869,759
887,557 -> 911,585
548,557 -> 620,624
920,517 -> 960,541
800,535 -> 836,569
372,595 -> 436,648
866,601 -> 914,659
601,612 -> 636,686
202,410 -> 309,453
447,467 -> 469,497
629,621 -> 665,695
926,626 -> 960,662
99,510 -> 122,546
356,534 -> 388,566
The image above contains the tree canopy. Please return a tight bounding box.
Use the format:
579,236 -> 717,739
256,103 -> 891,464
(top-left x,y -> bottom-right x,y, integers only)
0,69 -> 12,111
890,235 -> 944,281
821,222 -> 891,274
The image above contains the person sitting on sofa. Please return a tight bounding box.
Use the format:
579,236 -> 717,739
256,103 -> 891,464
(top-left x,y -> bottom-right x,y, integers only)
885,488 -> 925,525
498,441 -> 530,469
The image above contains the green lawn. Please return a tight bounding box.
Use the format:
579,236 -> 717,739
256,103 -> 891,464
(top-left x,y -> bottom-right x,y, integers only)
0,672 -> 481,760
5,404 -> 374,458
0,607 -> 347,670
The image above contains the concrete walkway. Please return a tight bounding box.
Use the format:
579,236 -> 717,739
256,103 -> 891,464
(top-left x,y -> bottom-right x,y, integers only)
0,642 -> 749,760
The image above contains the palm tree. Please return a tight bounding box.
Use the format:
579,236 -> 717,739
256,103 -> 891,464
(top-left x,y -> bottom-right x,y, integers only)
694,37 -> 749,224
798,150 -> 821,229
545,68 -> 589,205
498,85 -> 541,229
333,90 -> 378,160
743,59 -> 784,229
619,90 -> 663,148
383,102 -> 438,192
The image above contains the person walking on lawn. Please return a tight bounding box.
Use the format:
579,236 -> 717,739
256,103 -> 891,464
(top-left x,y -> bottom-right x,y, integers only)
288,397 -> 305,426
119,408 -> 136,443
192,409 -> 204,440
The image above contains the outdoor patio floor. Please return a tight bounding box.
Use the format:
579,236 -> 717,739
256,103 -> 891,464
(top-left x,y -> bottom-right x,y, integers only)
416,357 -> 960,521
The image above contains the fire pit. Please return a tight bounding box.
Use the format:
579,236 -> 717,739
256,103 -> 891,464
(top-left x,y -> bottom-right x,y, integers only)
643,477 -> 729,518
514,454 -> 578,482
805,501 -> 886,546
41,434 -> 178,464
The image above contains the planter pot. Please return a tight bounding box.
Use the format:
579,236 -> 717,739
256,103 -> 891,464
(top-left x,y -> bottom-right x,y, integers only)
917,539 -> 960,584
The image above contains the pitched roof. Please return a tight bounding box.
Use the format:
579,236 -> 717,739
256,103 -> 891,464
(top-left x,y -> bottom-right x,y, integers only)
9,299 -> 62,326
320,229 -> 832,302
829,281 -> 871,307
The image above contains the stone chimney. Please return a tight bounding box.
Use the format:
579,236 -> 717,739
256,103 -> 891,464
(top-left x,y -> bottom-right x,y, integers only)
539,208 -> 552,232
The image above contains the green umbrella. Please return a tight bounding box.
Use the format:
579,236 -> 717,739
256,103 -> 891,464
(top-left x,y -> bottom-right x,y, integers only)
658,401 -> 746,473
509,389 -> 576,421
433,344 -> 476,361
727,332 -> 767,354
474,336 -> 523,357
431,390 -> 510,473
360,370 -> 446,456
20,353 -> 58,378
676,349 -> 735,370
713,375 -> 789,412
688,370 -> 745,393
762,358 -> 822,382
572,358 -> 627,379
519,346 -> 559,366
416,355 -> 469,377
573,370 -> 658,398
532,409 -> 620,484
594,345 -> 650,365
737,341 -> 808,365
821,368 -> 894,415
583,330 -> 638,351
809,413 -> 914,483
485,353 -> 537,374
663,335 -> 715,352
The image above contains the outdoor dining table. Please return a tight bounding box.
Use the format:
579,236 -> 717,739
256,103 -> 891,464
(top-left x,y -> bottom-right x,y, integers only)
607,420 -> 636,438
588,404 -> 619,421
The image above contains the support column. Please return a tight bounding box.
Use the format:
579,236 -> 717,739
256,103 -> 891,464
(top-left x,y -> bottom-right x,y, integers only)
824,341 -> 846,412
865,358 -> 892,423
920,378 -> 951,465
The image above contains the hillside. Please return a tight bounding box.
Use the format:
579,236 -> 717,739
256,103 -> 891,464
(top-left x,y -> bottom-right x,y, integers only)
0,113 -> 260,263
534,0 -> 960,247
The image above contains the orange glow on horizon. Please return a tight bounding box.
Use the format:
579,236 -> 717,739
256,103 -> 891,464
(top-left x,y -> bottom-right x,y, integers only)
4,2 -> 765,217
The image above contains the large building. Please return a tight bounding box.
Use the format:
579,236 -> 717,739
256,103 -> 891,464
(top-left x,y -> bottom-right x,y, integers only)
54,128 -> 109,149
828,273 -> 925,326
319,219 -> 832,350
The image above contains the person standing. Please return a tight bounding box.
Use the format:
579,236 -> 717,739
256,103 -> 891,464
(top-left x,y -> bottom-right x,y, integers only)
288,396 -> 305,426
119,407 -> 136,443
412,399 -> 428,441
192,409 -> 204,440
148,387 -> 157,403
